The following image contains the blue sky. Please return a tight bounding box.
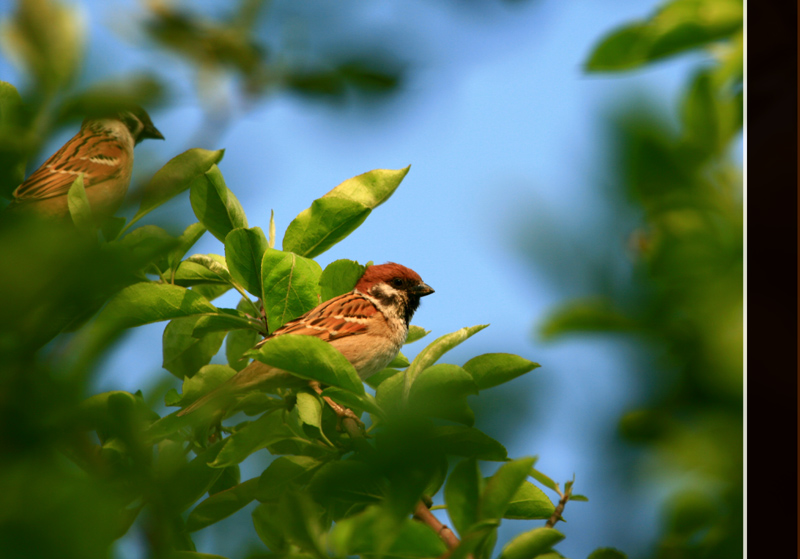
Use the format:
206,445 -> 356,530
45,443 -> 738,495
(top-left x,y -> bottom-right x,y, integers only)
1,1 -> 727,557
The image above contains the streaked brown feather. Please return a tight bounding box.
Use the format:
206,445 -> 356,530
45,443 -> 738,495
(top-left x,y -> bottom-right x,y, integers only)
13,125 -> 126,201
257,292 -> 378,344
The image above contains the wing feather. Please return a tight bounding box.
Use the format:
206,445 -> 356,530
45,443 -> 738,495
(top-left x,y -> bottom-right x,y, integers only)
256,292 -> 379,346
13,126 -> 126,201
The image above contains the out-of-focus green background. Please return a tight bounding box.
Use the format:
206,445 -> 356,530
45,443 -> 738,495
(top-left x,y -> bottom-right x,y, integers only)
0,1 -> 742,558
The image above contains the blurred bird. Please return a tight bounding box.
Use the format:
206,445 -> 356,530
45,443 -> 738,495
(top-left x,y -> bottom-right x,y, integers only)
178,263 -> 434,419
7,107 -> 164,219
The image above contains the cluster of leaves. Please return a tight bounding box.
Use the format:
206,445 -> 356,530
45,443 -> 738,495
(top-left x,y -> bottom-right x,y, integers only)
0,72 -> 621,557
534,1 -> 742,557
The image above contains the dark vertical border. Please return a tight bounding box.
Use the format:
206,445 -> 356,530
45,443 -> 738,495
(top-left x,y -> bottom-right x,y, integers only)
746,1 -> 798,556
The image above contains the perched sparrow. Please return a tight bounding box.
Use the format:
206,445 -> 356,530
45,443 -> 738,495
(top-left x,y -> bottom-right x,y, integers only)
7,107 -> 164,219
178,263 -> 434,417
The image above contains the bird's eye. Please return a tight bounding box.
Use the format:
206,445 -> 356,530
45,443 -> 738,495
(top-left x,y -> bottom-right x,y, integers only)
391,278 -> 404,288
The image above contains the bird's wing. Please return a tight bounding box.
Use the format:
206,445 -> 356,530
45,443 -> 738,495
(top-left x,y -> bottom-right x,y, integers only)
13,127 -> 127,202
259,292 -> 379,345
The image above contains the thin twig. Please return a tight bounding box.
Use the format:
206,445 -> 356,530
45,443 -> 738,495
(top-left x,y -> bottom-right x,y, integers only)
413,500 -> 461,550
545,486 -> 570,528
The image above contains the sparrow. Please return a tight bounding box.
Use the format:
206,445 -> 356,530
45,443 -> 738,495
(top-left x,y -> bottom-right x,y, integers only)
7,106 -> 164,219
178,262 -> 434,418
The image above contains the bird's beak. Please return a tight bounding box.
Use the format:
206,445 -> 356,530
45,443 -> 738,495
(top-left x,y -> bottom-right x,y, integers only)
143,123 -> 165,141
413,282 -> 435,297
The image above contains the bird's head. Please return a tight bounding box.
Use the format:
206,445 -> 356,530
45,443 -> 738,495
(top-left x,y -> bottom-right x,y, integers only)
355,263 -> 434,325
116,106 -> 164,144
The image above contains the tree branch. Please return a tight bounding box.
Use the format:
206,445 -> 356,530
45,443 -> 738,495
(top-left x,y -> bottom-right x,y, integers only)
545,487 -> 570,528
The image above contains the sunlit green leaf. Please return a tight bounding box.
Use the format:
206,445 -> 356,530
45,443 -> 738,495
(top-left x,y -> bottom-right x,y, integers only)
405,325 -> 430,344
261,248 -> 322,332
252,334 -> 363,395
503,481 -> 555,520
403,324 -> 489,398
318,259 -> 365,301
136,148 -> 224,221
479,457 -> 537,521
225,227 -> 268,297
190,164 -> 247,242
283,167 -> 409,258
497,527 -> 564,559
67,175 -> 92,232
162,316 -> 226,378
462,353 -> 540,390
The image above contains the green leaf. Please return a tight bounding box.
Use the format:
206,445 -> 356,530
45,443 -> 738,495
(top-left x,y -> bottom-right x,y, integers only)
283,197 -> 370,259
540,299 -> 634,340
162,316 -> 226,378
330,506 -> 447,559
530,468 -> 559,492
190,309 -> 258,336
190,164 -> 247,242
584,24 -> 651,72
445,459 -> 483,536
585,0 -> 742,72
174,254 -> 231,286
503,481 -> 555,520
378,363 -> 476,425
174,364 -> 238,407
479,457 -> 537,521
462,353 -> 540,391
225,227 -> 268,297
186,478 -> 259,532
211,411 -> 295,468
309,460 -> 385,507
167,222 -> 207,270
428,426 -> 507,461
587,548 -> 628,559
403,324 -> 489,398
100,216 -> 126,242
570,494 -> 589,502
387,352 -> 410,369
136,148 -> 224,221
162,440 -> 226,512
283,167 -> 410,258
318,259 -> 366,302
256,491 -> 330,555
0,81 -> 26,194
225,301 -> 259,371
405,325 -> 430,344
365,368 -> 400,389
114,225 -> 178,270
268,209 -> 276,248
67,175 -> 92,232
497,527 -> 564,559
94,282 -> 219,330
256,456 -> 323,502
252,335 -> 364,395
295,391 -> 324,431
261,248 -> 322,332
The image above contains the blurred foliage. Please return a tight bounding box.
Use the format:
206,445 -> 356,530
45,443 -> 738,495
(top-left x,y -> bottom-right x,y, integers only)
0,2 -> 606,559
533,1 -> 742,558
